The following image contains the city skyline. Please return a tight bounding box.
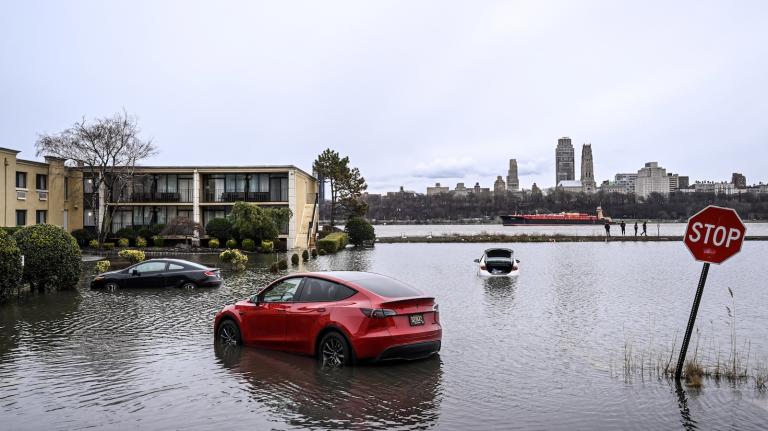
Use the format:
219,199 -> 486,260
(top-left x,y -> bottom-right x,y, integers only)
2,1 -> 767,194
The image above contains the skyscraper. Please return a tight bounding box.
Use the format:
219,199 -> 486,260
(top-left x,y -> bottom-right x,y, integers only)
555,137 -> 575,186
506,159 -> 519,191
580,144 -> 596,193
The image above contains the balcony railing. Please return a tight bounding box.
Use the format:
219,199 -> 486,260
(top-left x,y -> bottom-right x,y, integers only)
115,189 -> 193,203
203,191 -> 281,203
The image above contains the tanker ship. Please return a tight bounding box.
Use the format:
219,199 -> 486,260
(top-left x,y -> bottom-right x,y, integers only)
500,207 -> 611,226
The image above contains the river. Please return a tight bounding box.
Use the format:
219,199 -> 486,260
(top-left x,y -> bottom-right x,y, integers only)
1,241 -> 767,430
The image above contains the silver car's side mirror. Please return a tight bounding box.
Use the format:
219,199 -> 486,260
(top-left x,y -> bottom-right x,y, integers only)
473,259 -> 480,263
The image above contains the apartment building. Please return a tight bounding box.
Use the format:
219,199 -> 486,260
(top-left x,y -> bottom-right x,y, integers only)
1,147 -> 319,250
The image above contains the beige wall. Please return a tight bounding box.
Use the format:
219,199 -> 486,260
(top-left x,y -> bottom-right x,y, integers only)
0,149 -> 83,231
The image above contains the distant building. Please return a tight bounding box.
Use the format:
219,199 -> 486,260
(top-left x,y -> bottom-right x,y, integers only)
580,144 -> 596,193
531,182 -> 542,195
678,176 -> 690,189
472,182 -> 490,194
635,162 -> 670,198
694,181 -> 735,195
506,159 -> 519,191
615,173 -> 638,194
387,186 -> 417,198
600,180 -> 628,194
556,137 -> 575,186
494,176 -> 506,194
667,173 -> 681,193
557,180 -> 584,193
426,182 -> 449,195
732,173 -> 747,189
453,182 -> 469,197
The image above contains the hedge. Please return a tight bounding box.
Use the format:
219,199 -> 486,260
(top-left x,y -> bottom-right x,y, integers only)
117,238 -> 130,248
94,260 -> 111,274
345,217 -> 375,246
13,225 -> 81,291
0,230 -> 22,298
260,240 -> 274,253
118,249 -> 146,264
317,232 -> 349,254
208,238 -> 220,248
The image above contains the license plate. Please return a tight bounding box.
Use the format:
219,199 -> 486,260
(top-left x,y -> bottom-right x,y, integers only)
409,314 -> 424,326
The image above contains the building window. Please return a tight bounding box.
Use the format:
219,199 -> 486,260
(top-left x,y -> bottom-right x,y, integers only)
84,210 -> 97,227
84,177 -> 94,194
16,172 -> 27,189
64,177 -> 69,200
16,210 -> 27,226
36,174 -> 48,190
36,210 -> 47,224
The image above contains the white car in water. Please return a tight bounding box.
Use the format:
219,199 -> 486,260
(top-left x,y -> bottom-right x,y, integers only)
474,248 -> 520,277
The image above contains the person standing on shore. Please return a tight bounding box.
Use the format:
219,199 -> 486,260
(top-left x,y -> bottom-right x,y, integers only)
604,220 -> 611,237
641,220 -> 648,236
620,220 -> 626,236
634,221 -> 638,237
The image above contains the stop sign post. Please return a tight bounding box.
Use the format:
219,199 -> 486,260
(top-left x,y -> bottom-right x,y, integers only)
675,206 -> 747,380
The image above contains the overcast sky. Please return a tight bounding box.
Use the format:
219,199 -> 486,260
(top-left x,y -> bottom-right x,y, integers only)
1,1 -> 767,193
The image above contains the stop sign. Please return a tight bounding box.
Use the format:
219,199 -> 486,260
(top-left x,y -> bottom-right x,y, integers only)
684,205 -> 746,264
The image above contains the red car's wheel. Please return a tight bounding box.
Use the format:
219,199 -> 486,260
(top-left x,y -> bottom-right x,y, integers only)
318,332 -> 350,368
217,320 -> 242,346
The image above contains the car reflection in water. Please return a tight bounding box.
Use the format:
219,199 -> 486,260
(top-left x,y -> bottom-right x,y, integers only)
214,343 -> 443,430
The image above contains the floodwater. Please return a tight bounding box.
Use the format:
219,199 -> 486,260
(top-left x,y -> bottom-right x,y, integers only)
373,222 -> 768,238
2,242 -> 768,430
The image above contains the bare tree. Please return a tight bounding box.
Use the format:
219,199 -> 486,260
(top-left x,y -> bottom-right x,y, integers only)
162,217 -> 203,247
35,111 -> 157,243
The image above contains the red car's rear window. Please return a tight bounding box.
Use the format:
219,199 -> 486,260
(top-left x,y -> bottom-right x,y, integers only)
352,275 -> 422,298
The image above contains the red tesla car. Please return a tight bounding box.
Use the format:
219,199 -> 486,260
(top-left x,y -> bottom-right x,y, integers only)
214,271 -> 441,366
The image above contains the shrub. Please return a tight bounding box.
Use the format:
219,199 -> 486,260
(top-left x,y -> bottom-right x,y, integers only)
115,227 -> 137,241
291,253 -> 299,265
0,227 -> 22,236
208,238 -> 220,248
311,248 -> 318,258
0,230 -> 22,298
71,228 -> 95,247
317,232 -> 349,254
89,239 -> 99,249
242,238 -> 256,251
226,238 -> 237,249
260,240 -> 273,253
302,250 -> 309,261
345,217 -> 375,246
13,225 -> 81,291
269,262 -> 279,273
205,218 -> 233,242
118,249 -> 146,264
117,238 -> 130,248
137,228 -> 154,240
135,237 -> 147,248
278,258 -> 288,270
152,236 -> 165,247
103,242 -> 116,250
220,249 -> 248,271
94,260 -> 111,274
150,224 -> 166,236
319,249 -> 327,256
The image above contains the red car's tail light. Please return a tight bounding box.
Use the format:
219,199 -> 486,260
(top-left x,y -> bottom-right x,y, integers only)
204,271 -> 217,277
360,308 -> 397,318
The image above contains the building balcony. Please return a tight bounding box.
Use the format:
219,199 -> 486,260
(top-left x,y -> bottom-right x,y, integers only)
203,191 -> 283,203
112,189 -> 194,203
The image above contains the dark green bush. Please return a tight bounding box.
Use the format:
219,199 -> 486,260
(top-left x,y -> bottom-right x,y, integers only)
117,238 -> 130,248
291,253 -> 299,265
71,228 -> 95,246
137,228 -> 154,240
302,249 -> 309,261
205,218 -> 233,242
278,258 -> 288,270
13,225 -> 81,292
226,238 -> 237,249
269,262 -> 279,273
88,239 -> 99,249
242,238 -> 256,251
115,227 -> 137,241
103,242 -> 115,250
0,230 -> 22,298
152,236 -> 165,247
150,224 -> 166,236
1,227 -> 22,236
345,217 -> 375,246
311,248 -> 318,258
318,249 -> 327,256
135,237 -> 147,248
